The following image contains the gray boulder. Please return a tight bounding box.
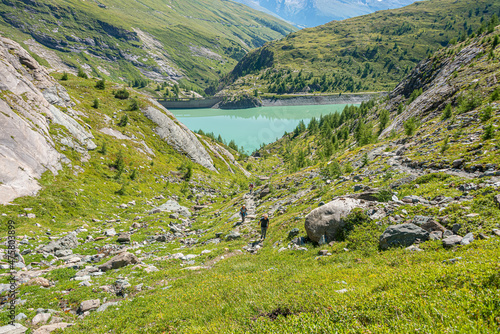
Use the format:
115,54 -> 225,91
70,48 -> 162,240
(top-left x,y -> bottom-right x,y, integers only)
460,233 -> 474,245
116,232 -> 131,243
0,323 -> 27,334
40,232 -> 78,253
379,223 -> 429,250
443,235 -> 463,248
78,299 -> 100,313
304,197 -> 367,243
151,199 -> 191,217
32,323 -> 73,334
225,231 -> 241,241
98,252 -> 139,272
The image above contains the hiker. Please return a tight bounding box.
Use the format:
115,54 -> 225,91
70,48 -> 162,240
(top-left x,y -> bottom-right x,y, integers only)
259,213 -> 269,240
249,182 -> 254,194
240,205 -> 247,223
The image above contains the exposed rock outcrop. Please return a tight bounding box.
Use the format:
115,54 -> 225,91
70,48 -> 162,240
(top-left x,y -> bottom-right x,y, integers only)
0,36 -> 97,204
142,102 -> 216,171
381,42 -> 483,137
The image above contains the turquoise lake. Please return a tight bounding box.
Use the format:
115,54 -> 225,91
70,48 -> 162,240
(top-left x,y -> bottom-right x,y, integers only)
170,104 -> 353,153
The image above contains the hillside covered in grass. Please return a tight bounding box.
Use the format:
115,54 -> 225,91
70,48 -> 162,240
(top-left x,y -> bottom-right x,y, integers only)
1,21 -> 500,334
220,0 -> 500,96
0,0 -> 295,91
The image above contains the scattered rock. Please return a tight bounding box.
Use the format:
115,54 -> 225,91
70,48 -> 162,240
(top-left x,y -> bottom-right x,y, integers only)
104,228 -> 116,237
379,223 -> 429,250
116,233 -> 131,243
442,257 -> 462,264
151,199 -> 191,217
429,231 -> 443,240
97,302 -> 119,312
40,232 -> 78,253
33,323 -> 73,334
460,233 -> 474,245
32,313 -> 51,326
288,228 -> 299,239
27,277 -> 51,288
318,250 -> 329,256
0,323 -> 28,334
54,249 -> 72,257
98,252 -> 139,272
78,299 -> 100,313
442,235 -> 463,248
452,159 -> 464,168
452,223 -> 462,234
225,231 -> 241,241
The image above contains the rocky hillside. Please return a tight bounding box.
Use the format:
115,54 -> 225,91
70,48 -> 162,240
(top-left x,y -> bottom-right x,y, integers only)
0,0 -> 295,89
1,25 -> 500,334
220,0 -> 500,95
233,0 -> 417,27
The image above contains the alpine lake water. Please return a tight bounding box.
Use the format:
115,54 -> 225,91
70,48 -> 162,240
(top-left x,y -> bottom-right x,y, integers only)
171,104 -> 355,154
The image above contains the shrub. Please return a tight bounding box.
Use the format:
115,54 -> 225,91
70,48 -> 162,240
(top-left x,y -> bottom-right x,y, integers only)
457,92 -> 482,113
440,136 -> 450,154
490,87 -> 500,102
115,183 -> 127,195
95,78 -> 106,90
128,98 -> 139,111
483,124 -> 495,140
321,160 -> 342,179
480,106 -> 492,122
378,109 -> 390,134
374,188 -> 393,202
77,67 -> 88,79
441,103 -> 452,120
183,164 -> 193,181
115,88 -> 130,100
343,162 -> 354,174
361,153 -> 369,167
130,169 -> 137,180
99,142 -> 107,155
404,117 -> 418,136
61,72 -> 69,81
92,98 -> 99,109
118,115 -> 129,127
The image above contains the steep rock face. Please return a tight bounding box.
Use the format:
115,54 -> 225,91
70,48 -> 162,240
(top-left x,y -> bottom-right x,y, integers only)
381,42 -> 483,137
0,36 -> 95,204
0,36 -> 63,204
143,101 -> 216,172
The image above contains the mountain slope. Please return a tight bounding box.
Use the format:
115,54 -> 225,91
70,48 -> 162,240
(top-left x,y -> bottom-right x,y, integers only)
221,0 -> 500,95
1,24 -> 500,334
0,0 -> 295,89
233,0 -> 417,27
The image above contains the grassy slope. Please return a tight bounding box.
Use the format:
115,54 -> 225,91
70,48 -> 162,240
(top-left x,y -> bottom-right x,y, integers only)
0,0 -> 295,88
1,25 -> 500,334
221,0 -> 500,95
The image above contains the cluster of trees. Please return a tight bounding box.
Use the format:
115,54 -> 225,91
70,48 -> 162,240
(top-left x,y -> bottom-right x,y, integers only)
264,69 -> 372,94
196,130 -> 247,157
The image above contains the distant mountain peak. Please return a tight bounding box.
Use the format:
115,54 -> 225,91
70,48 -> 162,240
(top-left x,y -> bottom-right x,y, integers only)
233,0 -> 418,27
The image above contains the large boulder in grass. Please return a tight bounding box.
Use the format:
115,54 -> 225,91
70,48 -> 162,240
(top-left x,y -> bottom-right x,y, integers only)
379,223 -> 429,250
98,252 -> 139,272
304,197 -> 367,243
